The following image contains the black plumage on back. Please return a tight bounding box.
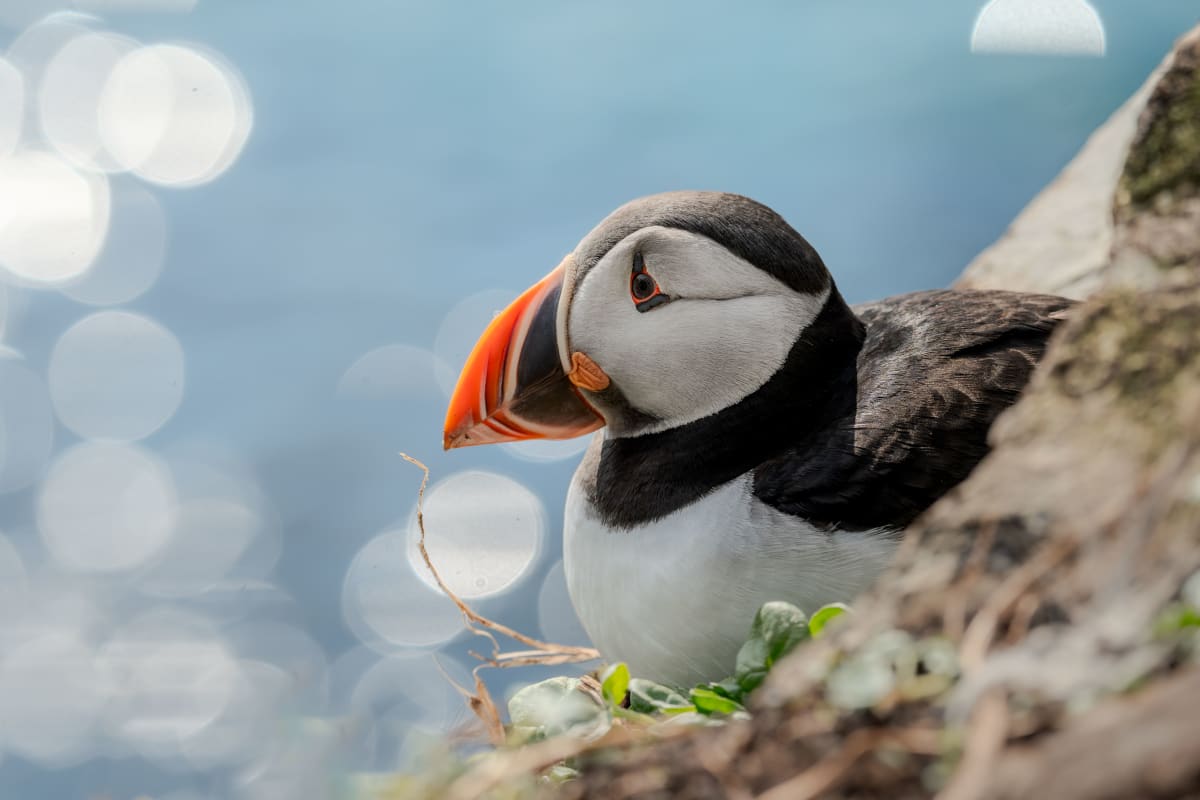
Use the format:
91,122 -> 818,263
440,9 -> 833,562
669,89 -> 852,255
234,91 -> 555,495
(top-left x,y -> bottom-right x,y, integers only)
751,289 -> 1073,530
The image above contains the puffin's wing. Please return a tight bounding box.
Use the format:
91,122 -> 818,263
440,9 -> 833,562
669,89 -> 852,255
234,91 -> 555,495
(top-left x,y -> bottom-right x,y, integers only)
752,289 -> 1074,531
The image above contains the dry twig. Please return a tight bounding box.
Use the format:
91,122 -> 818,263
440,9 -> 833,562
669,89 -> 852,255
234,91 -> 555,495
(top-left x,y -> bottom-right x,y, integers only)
401,454 -> 600,743
753,727 -> 942,800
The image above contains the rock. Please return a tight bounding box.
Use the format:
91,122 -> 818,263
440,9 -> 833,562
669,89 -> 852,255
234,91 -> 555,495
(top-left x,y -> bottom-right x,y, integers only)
957,26 -> 1200,300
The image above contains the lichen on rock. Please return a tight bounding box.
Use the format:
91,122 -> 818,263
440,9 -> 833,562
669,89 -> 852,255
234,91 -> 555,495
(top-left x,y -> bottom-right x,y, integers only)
1119,29 -> 1200,210
1112,27 -> 1200,278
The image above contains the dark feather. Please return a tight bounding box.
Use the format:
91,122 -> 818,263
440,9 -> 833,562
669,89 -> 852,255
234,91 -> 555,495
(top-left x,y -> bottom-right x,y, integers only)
751,289 -> 1074,530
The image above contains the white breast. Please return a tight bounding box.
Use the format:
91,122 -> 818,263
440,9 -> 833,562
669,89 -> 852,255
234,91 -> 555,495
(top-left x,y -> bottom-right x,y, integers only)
563,473 -> 899,688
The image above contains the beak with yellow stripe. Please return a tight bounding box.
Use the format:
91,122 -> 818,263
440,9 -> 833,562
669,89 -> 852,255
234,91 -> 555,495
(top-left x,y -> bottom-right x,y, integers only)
442,258 -> 607,450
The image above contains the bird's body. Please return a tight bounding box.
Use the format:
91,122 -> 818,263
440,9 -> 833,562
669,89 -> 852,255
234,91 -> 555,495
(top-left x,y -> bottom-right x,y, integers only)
561,288 -> 1070,685
443,191 -> 1072,687
565,466 -> 897,685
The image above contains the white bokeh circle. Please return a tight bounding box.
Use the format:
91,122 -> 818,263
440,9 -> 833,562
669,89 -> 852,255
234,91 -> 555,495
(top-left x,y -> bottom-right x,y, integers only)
49,310 -> 185,441
62,182 -> 168,306
972,0 -> 1106,56
164,441 -> 283,584
337,343 -> 447,402
100,608 -> 239,758
342,531 -> 465,650
138,498 -> 261,597
98,43 -> 254,187
0,151 -> 111,285
405,470 -> 544,599
502,436 -> 592,463
348,652 -> 471,769
223,621 -> 329,714
180,658 -> 291,770
4,12 -> 94,80
40,31 -> 139,172
37,442 -> 178,573
0,633 -> 108,766
0,59 -> 23,160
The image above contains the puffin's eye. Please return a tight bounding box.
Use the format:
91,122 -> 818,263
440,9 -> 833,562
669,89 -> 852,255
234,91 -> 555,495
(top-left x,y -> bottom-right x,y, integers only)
631,272 -> 657,300
630,252 -> 670,312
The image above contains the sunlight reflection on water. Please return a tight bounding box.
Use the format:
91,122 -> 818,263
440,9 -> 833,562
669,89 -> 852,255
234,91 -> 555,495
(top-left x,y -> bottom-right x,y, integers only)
0,0 -> 1190,796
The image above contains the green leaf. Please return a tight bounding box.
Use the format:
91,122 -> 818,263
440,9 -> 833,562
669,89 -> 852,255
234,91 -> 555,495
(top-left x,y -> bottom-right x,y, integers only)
734,638 -> 769,687
753,601 -> 811,664
808,603 -> 849,637
507,677 -> 609,742
734,601 -> 810,693
1154,603 -> 1200,637
627,678 -> 693,715
689,686 -> 745,716
709,677 -> 743,702
600,663 -> 630,709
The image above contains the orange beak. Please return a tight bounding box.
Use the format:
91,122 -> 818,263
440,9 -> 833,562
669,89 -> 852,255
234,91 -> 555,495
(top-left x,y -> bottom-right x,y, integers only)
443,264 -> 604,450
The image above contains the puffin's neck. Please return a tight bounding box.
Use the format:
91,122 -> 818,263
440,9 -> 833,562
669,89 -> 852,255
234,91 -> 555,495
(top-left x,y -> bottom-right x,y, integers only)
589,291 -> 864,529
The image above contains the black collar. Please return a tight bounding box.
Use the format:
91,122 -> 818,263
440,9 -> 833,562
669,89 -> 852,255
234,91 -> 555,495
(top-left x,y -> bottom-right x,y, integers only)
588,292 -> 864,529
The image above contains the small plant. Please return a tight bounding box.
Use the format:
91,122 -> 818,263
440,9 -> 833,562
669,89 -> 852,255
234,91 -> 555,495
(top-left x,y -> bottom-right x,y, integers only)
505,599 -> 852,743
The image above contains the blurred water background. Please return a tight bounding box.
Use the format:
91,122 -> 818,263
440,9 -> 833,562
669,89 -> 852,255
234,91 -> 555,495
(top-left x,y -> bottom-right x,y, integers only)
0,1 -> 1196,798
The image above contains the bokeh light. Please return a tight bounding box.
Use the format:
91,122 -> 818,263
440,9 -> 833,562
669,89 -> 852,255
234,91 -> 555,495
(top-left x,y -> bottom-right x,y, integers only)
98,43 -> 253,186
0,633 -> 108,766
62,182 -> 167,305
0,59 -> 22,159
342,531 -> 465,651
5,12 -> 93,80
180,658 -> 292,770
100,608 -> 239,760
972,0 -> 1106,56
0,151 -> 110,285
348,653 -> 471,769
338,343 -> 447,404
138,499 -> 260,597
48,310 -> 185,441
39,31 -> 138,172
502,436 -> 591,463
405,470 -> 544,600
0,568 -> 109,651
224,621 -> 329,713
37,442 -> 177,573
0,356 -> 55,493
164,440 -> 283,576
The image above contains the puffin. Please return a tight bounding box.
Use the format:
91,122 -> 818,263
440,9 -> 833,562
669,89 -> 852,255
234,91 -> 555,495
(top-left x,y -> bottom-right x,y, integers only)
442,191 -> 1072,687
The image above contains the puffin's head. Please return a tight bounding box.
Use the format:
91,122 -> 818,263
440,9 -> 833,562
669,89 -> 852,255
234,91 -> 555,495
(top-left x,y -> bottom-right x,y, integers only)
443,191 -> 847,449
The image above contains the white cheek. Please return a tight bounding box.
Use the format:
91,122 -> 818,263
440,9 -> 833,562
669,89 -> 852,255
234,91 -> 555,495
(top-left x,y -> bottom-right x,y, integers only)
609,293 -> 818,427
570,286 -> 827,430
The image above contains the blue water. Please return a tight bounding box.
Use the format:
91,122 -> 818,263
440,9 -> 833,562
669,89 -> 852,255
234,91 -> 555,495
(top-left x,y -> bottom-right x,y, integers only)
2,1 -> 1197,797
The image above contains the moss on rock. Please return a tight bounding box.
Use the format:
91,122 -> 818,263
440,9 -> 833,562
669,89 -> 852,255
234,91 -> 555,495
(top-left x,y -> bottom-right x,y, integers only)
1120,30 -> 1200,210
